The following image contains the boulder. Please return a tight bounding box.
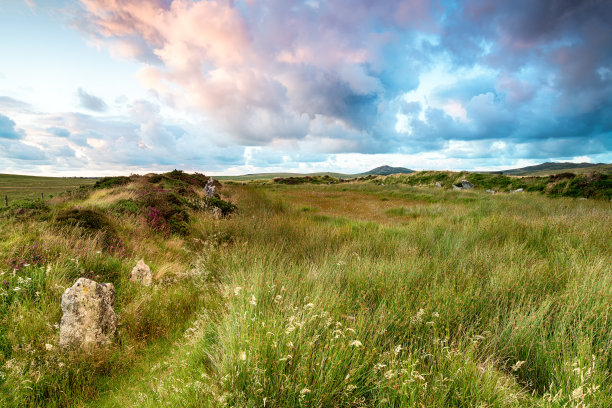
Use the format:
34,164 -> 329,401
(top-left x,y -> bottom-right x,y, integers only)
511,188 -> 524,193
435,182 -> 442,188
460,180 -> 474,189
59,278 -> 117,349
212,207 -> 223,219
485,189 -> 496,194
130,259 -> 152,286
452,185 -> 462,190
204,177 -> 216,198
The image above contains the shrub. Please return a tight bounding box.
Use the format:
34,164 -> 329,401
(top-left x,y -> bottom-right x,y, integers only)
93,176 -> 131,189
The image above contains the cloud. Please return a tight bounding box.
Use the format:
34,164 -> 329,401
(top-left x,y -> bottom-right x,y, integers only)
0,114 -> 25,139
0,96 -> 31,111
77,88 -> 108,112
47,127 -> 70,138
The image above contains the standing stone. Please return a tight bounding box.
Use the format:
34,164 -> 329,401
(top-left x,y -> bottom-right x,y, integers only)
204,177 -> 216,198
130,259 -> 152,286
59,278 -> 117,349
435,182 -> 442,188
460,180 -> 474,189
212,207 -> 223,219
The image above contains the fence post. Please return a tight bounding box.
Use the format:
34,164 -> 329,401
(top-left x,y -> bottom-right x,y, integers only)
4,195 -> 7,207
41,192 -> 44,201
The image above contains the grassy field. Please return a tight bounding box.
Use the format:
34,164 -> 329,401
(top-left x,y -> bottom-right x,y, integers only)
0,174 -> 611,407
519,163 -> 612,176
0,174 -> 98,202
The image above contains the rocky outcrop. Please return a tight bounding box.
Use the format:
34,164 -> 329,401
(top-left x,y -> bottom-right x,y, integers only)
59,278 -> 117,349
460,180 -> 474,189
204,177 -> 216,198
130,260 -> 152,286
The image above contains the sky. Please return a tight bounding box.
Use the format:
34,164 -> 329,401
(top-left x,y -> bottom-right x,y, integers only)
0,0 -> 611,176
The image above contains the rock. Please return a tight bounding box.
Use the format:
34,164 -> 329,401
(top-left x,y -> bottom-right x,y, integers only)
435,182 -> 442,188
578,197 -> 587,201
486,189 -> 496,194
460,180 -> 474,189
511,188 -> 524,193
130,259 -> 152,286
212,207 -> 223,219
59,278 -> 117,349
204,177 -> 216,198
452,185 -> 462,190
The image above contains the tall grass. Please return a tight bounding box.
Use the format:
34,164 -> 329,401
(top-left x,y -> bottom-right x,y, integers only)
1,182 -> 611,407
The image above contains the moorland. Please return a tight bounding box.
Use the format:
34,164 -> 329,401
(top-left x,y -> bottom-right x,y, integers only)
0,169 -> 611,407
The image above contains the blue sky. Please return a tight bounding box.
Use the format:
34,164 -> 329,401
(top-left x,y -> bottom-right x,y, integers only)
1,0 -> 611,176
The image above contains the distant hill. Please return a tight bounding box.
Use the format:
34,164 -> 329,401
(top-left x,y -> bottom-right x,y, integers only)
216,165 -> 414,181
361,165 -> 414,176
499,162 -> 607,176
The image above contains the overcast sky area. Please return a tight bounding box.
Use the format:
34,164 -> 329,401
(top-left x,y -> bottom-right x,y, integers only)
1,0 -> 611,176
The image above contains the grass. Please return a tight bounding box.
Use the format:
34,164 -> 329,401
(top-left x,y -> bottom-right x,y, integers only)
0,175 -> 611,407
0,174 -> 97,202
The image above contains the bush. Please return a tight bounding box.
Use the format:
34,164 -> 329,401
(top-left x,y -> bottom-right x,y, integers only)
93,176 -> 131,189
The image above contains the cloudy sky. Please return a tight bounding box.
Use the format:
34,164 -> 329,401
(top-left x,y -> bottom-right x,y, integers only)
1,0 -> 611,176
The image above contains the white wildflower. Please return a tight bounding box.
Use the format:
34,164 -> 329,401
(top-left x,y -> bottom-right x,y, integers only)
304,303 -> 314,310
239,351 -> 247,361
13,286 -> 21,292
45,344 -> 54,351
249,294 -> 257,306
274,295 -> 282,303
300,388 -> 311,395
394,344 -> 402,356
350,340 -> 363,348
234,286 -> 242,296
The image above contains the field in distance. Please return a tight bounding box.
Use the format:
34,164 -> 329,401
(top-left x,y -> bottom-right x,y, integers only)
0,173 -> 97,201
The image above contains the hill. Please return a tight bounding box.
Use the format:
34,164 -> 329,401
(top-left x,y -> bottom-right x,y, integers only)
499,162 -> 607,176
360,165 -> 414,176
216,165 -> 413,181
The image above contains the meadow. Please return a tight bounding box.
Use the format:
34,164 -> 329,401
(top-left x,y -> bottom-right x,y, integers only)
0,172 -> 611,407
0,174 -> 97,201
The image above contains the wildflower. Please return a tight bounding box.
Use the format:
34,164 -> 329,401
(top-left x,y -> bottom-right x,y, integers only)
234,286 -> 242,296
350,340 -> 363,348
304,303 -> 314,310
13,286 -> 21,292
432,312 -> 440,318
45,344 -> 54,351
239,351 -> 247,361
274,295 -> 282,303
300,388 -> 311,395
394,344 -> 402,356
249,294 -> 257,306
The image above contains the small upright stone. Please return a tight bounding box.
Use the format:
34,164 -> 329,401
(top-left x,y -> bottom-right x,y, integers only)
130,259 -> 152,286
59,278 -> 117,349
212,207 -> 223,220
460,180 -> 474,189
435,182 -> 442,188
204,177 -> 216,198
